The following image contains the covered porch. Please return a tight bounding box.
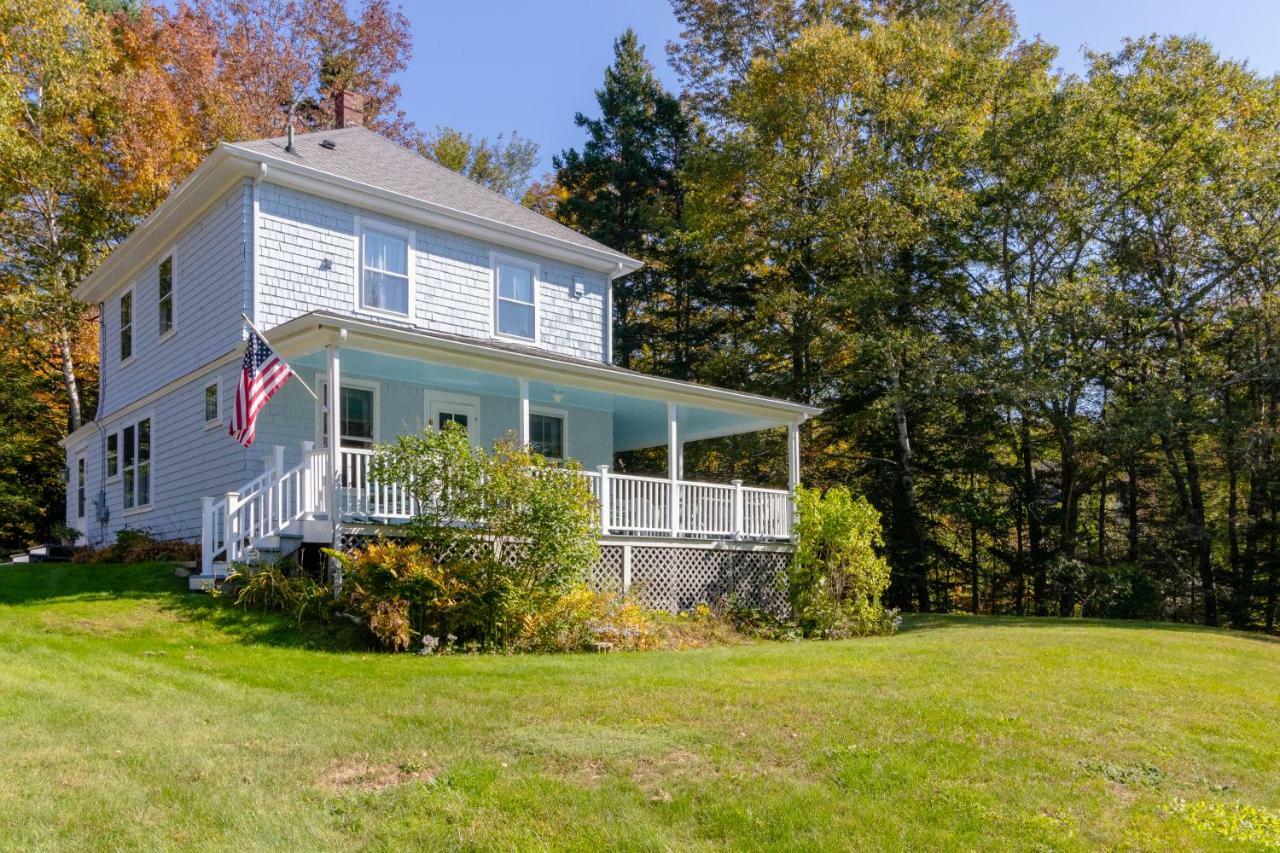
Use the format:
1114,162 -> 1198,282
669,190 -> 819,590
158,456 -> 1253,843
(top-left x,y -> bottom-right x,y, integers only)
199,311 -> 817,579
280,312 -> 813,541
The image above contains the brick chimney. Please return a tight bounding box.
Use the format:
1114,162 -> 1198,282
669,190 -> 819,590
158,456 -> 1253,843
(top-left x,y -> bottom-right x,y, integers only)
334,90 -> 365,129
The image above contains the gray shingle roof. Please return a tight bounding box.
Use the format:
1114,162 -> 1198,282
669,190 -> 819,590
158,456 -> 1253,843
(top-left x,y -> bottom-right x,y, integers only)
230,126 -> 629,261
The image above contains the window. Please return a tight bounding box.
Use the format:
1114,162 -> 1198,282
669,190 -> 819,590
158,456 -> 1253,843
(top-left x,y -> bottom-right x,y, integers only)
360,226 -> 409,315
426,393 -> 479,442
106,433 -> 119,479
158,255 -> 174,336
76,457 -> 85,519
122,417 -> 151,511
494,256 -> 537,339
119,291 -> 133,361
320,384 -> 377,448
529,410 -> 565,460
203,382 -> 219,425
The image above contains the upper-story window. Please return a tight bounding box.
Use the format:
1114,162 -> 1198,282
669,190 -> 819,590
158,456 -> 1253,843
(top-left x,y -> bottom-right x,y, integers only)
158,255 -> 174,336
359,224 -> 410,316
494,255 -> 538,340
119,291 -> 133,361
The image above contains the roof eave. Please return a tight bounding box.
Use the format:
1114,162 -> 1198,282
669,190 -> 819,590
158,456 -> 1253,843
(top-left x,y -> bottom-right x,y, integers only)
270,311 -> 821,422
223,143 -> 645,277
74,145 -> 254,304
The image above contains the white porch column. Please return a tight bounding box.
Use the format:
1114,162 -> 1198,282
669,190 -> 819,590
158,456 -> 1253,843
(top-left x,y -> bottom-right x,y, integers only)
325,341 -> 342,523
518,378 -> 530,446
787,421 -> 801,492
787,421 -> 802,538
668,402 -> 680,537
597,464 -> 611,535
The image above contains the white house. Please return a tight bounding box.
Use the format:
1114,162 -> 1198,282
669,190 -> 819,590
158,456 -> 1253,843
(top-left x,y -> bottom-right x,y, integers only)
61,93 -> 819,608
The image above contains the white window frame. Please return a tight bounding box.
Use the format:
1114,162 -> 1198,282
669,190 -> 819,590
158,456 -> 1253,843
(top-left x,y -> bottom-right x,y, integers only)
491,251 -> 541,343
120,413 -> 154,516
203,380 -> 220,429
424,390 -> 481,442
157,249 -> 176,342
528,405 -> 568,461
353,215 -> 415,320
105,431 -> 119,481
76,454 -> 86,520
315,376 -> 380,449
119,286 -> 135,365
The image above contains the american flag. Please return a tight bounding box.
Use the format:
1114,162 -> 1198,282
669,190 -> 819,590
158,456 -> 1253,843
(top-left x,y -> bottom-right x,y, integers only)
229,326 -> 292,447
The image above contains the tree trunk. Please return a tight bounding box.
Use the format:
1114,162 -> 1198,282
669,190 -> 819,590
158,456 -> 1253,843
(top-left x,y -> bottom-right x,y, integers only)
1019,415 -> 1046,615
1126,462 -> 1139,563
888,351 -> 929,611
59,328 -> 83,432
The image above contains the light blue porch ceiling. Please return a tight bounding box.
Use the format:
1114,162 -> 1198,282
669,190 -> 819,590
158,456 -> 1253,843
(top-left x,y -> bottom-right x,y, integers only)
293,346 -> 789,451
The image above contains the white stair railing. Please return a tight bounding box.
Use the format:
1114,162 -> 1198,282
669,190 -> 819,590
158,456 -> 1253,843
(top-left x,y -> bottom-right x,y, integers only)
200,444 -> 329,576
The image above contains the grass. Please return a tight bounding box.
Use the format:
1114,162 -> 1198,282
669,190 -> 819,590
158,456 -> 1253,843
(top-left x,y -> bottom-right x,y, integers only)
1,563 -> 1278,851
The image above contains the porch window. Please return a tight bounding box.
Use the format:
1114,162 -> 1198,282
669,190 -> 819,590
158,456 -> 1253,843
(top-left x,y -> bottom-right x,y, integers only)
122,417 -> 151,510
321,384 -> 377,448
106,433 -> 118,479
529,411 -> 564,460
360,226 -> 409,315
158,255 -> 174,336
494,257 -> 536,339
76,457 -> 85,519
119,291 -> 133,361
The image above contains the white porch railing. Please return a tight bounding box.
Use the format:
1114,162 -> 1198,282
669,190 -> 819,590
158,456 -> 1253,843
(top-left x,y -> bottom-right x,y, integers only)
200,445 -> 329,574
199,446 -> 792,577
335,448 -> 792,540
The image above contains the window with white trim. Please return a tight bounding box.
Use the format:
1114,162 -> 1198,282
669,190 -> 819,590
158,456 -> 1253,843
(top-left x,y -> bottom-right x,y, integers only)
121,417 -> 151,510
203,382 -> 219,425
158,255 -> 174,336
320,383 -> 377,448
529,410 -> 565,460
76,457 -> 85,519
106,433 -> 119,480
119,291 -> 133,361
494,257 -> 537,339
360,226 -> 409,315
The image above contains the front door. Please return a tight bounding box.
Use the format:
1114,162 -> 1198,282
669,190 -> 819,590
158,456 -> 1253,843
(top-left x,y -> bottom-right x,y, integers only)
426,393 -> 479,443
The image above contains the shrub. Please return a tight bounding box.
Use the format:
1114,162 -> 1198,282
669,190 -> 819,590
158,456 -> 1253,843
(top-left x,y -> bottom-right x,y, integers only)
789,486 -> 896,638
225,560 -> 332,626
512,584 -> 661,653
367,425 -> 600,648
70,528 -> 199,564
328,540 -> 474,649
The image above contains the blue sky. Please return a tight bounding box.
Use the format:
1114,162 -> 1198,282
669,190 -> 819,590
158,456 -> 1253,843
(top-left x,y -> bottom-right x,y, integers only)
397,0 -> 1279,174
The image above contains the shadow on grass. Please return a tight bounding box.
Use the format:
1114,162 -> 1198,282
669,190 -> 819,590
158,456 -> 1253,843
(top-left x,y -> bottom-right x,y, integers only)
0,561 -> 366,652
897,612 -> 1280,645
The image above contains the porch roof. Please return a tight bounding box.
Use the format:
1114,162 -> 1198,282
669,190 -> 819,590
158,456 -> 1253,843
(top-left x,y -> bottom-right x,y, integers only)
271,311 -> 820,451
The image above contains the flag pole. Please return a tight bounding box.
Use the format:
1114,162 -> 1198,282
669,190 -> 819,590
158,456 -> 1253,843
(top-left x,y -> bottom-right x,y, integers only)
240,312 -> 321,405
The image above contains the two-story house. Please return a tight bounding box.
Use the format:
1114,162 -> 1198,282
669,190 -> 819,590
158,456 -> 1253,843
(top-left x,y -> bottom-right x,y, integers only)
61,93 -> 818,609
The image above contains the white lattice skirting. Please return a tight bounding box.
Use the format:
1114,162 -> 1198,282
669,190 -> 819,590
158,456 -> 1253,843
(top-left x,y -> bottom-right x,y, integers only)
336,527 -> 792,617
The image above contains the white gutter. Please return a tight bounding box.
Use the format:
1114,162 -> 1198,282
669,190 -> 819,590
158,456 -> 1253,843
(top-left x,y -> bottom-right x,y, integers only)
280,311 -> 821,420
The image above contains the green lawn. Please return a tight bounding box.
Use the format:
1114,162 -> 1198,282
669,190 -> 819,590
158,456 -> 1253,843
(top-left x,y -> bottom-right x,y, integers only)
1,563 -> 1278,851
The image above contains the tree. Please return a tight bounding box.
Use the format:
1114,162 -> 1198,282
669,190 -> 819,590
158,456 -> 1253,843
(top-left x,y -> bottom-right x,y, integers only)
554,29 -> 700,373
417,127 -> 540,200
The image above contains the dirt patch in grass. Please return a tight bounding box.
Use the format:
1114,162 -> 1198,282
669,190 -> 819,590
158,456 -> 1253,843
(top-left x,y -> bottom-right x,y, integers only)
320,758 -> 437,793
